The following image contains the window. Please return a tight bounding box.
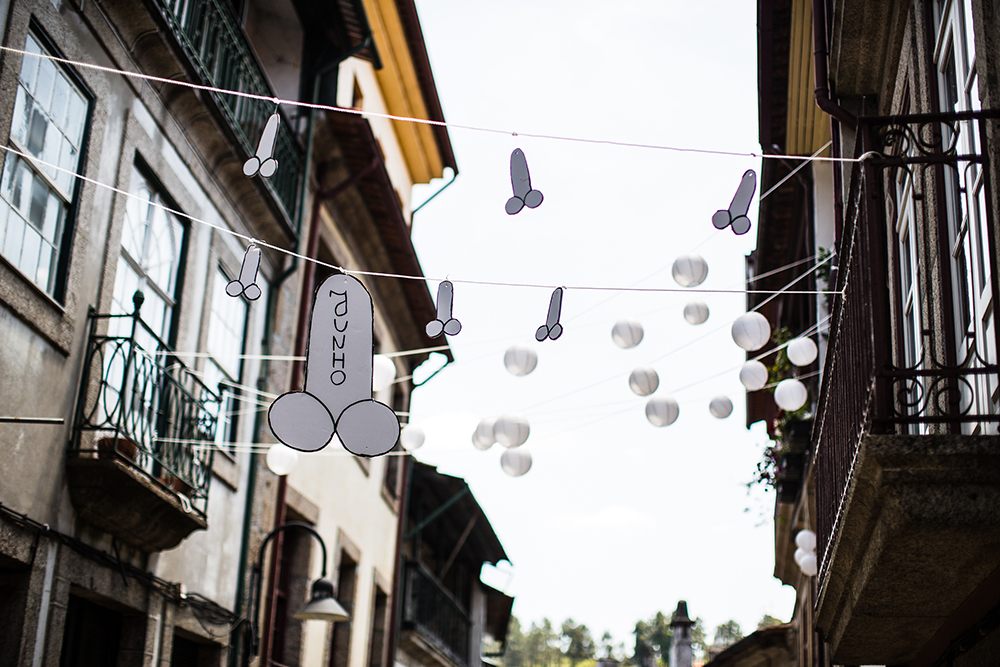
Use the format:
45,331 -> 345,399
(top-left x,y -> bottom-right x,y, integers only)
933,0 -> 997,425
201,267 -> 250,447
329,552 -> 358,667
110,168 -> 186,345
0,32 -> 89,297
368,586 -> 390,667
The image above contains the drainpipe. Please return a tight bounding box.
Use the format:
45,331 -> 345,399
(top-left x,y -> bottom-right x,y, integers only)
812,0 -> 855,127
409,167 -> 457,232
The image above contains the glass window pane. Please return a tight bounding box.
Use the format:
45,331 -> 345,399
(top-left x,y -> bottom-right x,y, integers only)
19,225 -> 40,279
33,59 -> 54,109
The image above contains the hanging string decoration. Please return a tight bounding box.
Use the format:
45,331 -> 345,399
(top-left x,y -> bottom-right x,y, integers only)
265,443 -> 299,476
503,346 -> 538,376
645,397 -> 680,427
426,280 -> 462,338
774,378 -> 808,412
400,424 -> 426,451
535,288 -> 565,341
472,418 -> 497,450
731,312 -> 772,351
683,302 -> 710,325
493,415 -> 531,448
672,255 -> 709,288
708,396 -> 734,419
505,148 -> 544,215
628,368 -> 660,397
611,320 -> 644,349
500,448 -> 533,477
712,170 -> 756,235
372,355 -> 397,392
739,360 -> 769,391
243,111 -> 280,178
226,243 -> 263,300
268,274 -> 399,456
786,337 -> 818,366
795,529 -> 818,576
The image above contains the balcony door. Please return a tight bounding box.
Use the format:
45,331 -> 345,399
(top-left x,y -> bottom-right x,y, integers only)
933,0 -> 998,432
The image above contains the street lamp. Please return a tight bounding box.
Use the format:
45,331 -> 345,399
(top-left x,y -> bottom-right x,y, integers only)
245,521 -> 348,664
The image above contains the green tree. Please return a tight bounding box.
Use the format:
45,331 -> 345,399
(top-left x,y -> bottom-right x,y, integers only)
648,611 -> 673,662
631,620 -> 654,665
600,631 -> 615,659
713,620 -> 744,647
504,616 -> 527,667
690,618 -> 707,656
757,614 -> 784,629
561,619 -> 596,667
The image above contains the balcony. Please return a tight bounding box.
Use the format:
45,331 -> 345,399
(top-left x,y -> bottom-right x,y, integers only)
401,561 -> 471,667
68,292 -> 218,551
151,0 -> 304,225
813,110 -> 1000,664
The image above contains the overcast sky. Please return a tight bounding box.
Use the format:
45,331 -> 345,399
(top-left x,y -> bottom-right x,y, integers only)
406,0 -> 795,644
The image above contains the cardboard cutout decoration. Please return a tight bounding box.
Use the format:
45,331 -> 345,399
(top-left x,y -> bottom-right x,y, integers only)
226,244 -> 263,301
535,287 -> 564,341
426,280 -> 462,337
505,148 -> 544,214
712,170 -> 756,235
243,112 -> 280,178
268,274 -> 399,456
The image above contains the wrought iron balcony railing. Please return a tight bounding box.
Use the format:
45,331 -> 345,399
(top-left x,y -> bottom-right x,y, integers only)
153,0 -> 304,224
814,109 -> 1000,577
403,561 -> 471,666
71,291 -> 218,515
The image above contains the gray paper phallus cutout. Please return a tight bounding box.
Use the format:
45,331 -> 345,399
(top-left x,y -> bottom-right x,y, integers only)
426,280 -> 462,338
243,112 -> 280,178
505,148 -> 544,215
226,244 -> 263,300
268,274 -> 400,457
535,287 -> 564,341
712,170 -> 756,235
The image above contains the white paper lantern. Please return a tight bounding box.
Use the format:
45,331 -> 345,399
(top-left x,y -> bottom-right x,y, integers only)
372,354 -> 397,392
709,396 -> 734,419
795,529 -> 817,552
787,337 -> 819,367
628,368 -> 660,397
503,346 -> 538,376
683,302 -> 710,325
794,548 -> 808,566
500,448 -> 532,477
399,425 -> 425,451
799,554 -> 818,577
645,397 -> 680,427
731,312 -> 772,351
266,443 -> 299,476
611,320 -> 644,349
774,378 -> 808,411
493,415 -> 530,448
472,419 -> 497,450
739,360 -> 769,391
672,255 -> 709,288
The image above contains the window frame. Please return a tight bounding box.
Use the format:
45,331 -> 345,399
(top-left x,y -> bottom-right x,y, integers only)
0,22 -> 94,303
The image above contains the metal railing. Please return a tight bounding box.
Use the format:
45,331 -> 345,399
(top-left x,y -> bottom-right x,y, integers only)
814,110 -> 1000,578
152,0 -> 304,224
71,292 -> 218,515
402,561 -> 471,666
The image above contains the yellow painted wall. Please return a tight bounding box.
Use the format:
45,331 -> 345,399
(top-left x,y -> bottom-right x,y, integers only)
786,0 -> 831,155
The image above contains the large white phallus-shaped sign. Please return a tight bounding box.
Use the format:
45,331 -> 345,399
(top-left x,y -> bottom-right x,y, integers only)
268,274 -> 399,457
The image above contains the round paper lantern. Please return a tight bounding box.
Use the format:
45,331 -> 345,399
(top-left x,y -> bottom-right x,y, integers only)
372,354 -> 397,392
493,415 -> 530,448
739,360 -> 769,391
472,419 -> 496,450
500,448 -> 532,477
731,312 -> 772,351
399,425 -> 425,451
645,397 -> 680,427
611,320 -> 644,349
795,529 -> 817,552
794,548 -> 808,566
266,443 -> 299,476
672,255 -> 709,288
709,396 -> 734,419
787,337 -> 819,367
503,346 -> 538,376
799,554 -> 818,577
774,378 -> 808,411
683,302 -> 710,325
628,368 -> 660,397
